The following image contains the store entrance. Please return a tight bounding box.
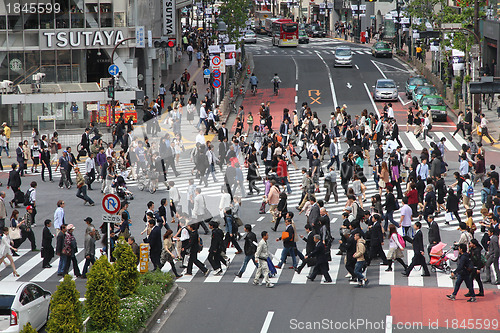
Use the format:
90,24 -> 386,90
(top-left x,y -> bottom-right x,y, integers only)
86,49 -> 111,82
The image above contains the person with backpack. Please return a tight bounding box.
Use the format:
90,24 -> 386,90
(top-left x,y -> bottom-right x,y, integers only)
385,224 -> 408,272
24,181 -> 37,227
422,184 -> 437,226
461,174 -> 474,210
223,208 -> 242,254
468,239 -> 485,296
447,243 -> 476,302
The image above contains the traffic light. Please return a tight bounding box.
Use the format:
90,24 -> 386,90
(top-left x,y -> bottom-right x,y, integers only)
154,38 -> 176,48
367,0 -> 377,2
107,84 -> 114,99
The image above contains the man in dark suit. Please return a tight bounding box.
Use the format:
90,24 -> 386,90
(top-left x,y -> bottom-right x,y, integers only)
185,223 -> 209,276
236,224 -> 258,278
78,128 -> 90,161
367,213 -> 388,266
306,234 -> 332,282
340,156 -> 354,194
391,120 -> 402,147
7,163 -> 21,207
279,119 -> 291,145
218,138 -> 229,172
208,221 -> 226,275
427,215 -> 441,254
164,141 -> 180,177
217,122 -> 229,142
403,221 -> 431,277
146,217 -> 162,271
296,224 -> 316,273
308,197 -> 321,233
261,142 -> 274,175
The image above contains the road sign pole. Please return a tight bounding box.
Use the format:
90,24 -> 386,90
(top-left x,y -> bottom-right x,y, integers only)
108,223 -> 111,262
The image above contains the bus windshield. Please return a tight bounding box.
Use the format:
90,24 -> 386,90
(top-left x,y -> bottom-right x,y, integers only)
282,23 -> 297,33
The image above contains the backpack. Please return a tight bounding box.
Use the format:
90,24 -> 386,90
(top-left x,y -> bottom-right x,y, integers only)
396,233 -> 406,249
23,188 -> 34,206
466,181 -> 474,198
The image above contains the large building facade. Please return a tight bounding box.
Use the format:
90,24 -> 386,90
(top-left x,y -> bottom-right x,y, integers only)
0,0 -> 188,130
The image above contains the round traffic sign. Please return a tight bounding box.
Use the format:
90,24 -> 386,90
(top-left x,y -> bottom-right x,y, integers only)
213,70 -> 221,79
203,69 -> 210,76
212,79 -> 221,88
108,64 -> 119,76
102,194 -> 121,214
211,56 -> 221,66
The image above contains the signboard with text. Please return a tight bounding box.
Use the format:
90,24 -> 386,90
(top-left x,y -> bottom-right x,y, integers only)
163,0 -> 176,36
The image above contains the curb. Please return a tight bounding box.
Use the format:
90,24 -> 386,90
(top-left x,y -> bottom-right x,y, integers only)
137,283 -> 185,333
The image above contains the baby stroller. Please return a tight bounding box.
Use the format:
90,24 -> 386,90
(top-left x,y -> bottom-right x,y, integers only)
429,242 -> 458,274
115,176 -> 134,201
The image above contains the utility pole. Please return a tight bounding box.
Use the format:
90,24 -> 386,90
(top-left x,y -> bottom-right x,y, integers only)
473,0 -> 480,114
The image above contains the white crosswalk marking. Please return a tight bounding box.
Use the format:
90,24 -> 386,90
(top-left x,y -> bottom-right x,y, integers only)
436,270 -> 454,288
2,254 -> 41,282
270,249 -> 283,282
406,251 -> 424,287
405,132 -> 424,150
204,250 -> 236,283
32,258 -> 60,282
379,250 -> 394,285
434,132 -> 457,151
177,249 -> 210,283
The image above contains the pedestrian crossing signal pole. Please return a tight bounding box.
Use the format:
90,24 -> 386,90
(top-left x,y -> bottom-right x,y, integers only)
108,77 -> 116,124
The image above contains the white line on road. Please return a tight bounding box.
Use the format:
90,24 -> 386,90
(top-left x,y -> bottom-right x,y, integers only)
291,56 -> 299,81
295,84 -> 298,91
260,311 -> 275,333
257,216 -> 265,221
363,82 -> 380,118
315,51 -> 338,108
386,315 -> 393,333
295,95 -> 298,103
355,64 -> 359,69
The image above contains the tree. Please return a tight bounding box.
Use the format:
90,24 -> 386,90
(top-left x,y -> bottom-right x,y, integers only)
218,0 -> 251,45
20,322 -> 37,333
85,255 -> 120,331
113,237 -> 140,297
46,275 -> 82,333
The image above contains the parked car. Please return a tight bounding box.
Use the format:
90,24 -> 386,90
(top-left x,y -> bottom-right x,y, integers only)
405,75 -> 429,98
334,47 -> 353,67
298,30 -> 309,44
0,282 -> 51,333
243,31 -> 257,44
373,79 -> 398,101
371,42 -> 392,58
412,85 -> 438,107
420,95 -> 447,121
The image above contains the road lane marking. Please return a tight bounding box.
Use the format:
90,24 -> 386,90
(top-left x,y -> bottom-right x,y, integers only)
355,65 -> 359,69
260,311 -> 274,333
257,216 -> 265,221
291,56 -> 299,81
315,51 -> 338,108
295,84 -> 298,91
363,82 -> 380,118
386,315 -> 393,333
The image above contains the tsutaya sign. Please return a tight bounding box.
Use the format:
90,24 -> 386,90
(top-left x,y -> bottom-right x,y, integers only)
163,0 -> 176,36
40,29 -> 128,49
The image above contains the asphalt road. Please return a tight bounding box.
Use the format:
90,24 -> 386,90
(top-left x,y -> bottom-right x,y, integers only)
4,35 -> 500,333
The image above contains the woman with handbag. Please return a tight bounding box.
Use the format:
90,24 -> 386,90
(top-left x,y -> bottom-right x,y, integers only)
160,229 -> 183,278
377,161 -> 390,196
0,227 -> 20,277
9,210 -> 22,255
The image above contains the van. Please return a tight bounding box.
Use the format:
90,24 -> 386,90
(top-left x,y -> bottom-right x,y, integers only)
334,47 -> 352,67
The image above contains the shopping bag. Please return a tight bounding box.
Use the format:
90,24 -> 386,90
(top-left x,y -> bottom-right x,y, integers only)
445,212 -> 454,222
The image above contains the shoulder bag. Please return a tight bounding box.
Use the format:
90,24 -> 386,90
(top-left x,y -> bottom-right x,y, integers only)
8,227 -> 21,240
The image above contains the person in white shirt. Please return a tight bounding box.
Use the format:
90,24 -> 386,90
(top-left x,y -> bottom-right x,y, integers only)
195,130 -> 206,146
85,153 -> 96,190
399,197 -> 413,236
219,187 -> 232,218
105,144 -> 115,158
197,102 -> 207,130
422,113 -> 431,140
479,113 -> 494,145
53,200 -> 65,235
387,103 -> 394,119
192,188 -> 209,234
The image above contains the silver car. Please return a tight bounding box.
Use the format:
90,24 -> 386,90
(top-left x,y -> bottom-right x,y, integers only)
243,31 -> 257,44
373,79 -> 398,101
0,282 -> 51,333
334,47 -> 352,67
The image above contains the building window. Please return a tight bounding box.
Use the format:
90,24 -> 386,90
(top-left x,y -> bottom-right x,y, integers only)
56,50 -> 71,82
23,12 -> 39,29
70,0 -> 84,28
40,50 -> 56,82
56,0 -> 70,28
85,3 -> 99,28
25,51 -> 41,83
0,16 -> 6,29
100,3 -> 112,27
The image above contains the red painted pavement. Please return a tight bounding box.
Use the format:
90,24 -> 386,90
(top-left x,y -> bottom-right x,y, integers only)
232,88 -> 296,132
390,286 -> 500,330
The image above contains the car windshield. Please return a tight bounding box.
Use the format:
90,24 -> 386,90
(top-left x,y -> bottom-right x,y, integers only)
377,81 -> 396,88
336,49 -> 351,56
422,97 -> 445,106
245,32 -> 255,36
416,87 -> 437,95
0,295 -> 14,316
376,43 -> 390,49
299,30 -> 306,36
408,77 -> 427,86
282,23 -> 298,33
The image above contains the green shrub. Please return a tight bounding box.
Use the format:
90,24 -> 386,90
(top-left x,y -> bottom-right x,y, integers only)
46,275 -> 82,333
118,271 -> 174,333
85,256 -> 120,331
20,322 -> 37,333
113,237 -> 139,297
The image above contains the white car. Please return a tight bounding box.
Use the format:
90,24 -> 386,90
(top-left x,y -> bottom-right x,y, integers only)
0,282 -> 51,333
244,31 -> 257,44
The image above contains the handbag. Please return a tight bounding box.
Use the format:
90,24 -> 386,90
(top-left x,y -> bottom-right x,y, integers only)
281,231 -> 290,240
8,227 -> 21,240
234,216 -> 243,227
378,179 -> 386,189
445,211 -> 454,222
